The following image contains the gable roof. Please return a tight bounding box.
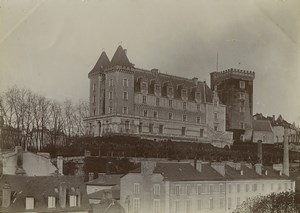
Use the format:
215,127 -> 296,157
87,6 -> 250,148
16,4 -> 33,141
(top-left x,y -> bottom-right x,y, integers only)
86,174 -> 122,186
110,45 -> 133,68
0,175 -> 90,213
89,51 -> 110,75
225,165 -> 289,180
253,119 -> 273,132
129,162 -> 225,181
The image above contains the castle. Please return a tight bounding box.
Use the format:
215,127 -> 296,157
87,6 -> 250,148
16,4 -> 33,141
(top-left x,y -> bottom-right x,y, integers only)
85,46 -> 254,147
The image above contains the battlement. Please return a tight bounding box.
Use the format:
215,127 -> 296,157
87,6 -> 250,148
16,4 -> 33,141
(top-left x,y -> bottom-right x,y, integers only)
211,68 -> 255,82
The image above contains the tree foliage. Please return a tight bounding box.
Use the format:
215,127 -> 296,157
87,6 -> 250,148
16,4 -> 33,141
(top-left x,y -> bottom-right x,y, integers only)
0,86 -> 89,150
233,191 -> 299,213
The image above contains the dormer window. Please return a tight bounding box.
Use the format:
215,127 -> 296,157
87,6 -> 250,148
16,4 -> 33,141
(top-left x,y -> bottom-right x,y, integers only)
48,196 -> 56,208
195,91 -> 201,102
26,197 -> 34,210
240,81 -> 245,89
168,87 -> 173,94
155,85 -> 160,92
141,82 -> 147,93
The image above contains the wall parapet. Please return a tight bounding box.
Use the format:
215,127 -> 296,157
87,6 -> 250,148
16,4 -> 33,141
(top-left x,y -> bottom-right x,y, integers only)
211,68 -> 255,82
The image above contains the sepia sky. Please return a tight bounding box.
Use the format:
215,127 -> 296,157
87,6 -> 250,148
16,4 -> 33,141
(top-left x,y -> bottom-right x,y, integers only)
0,0 -> 299,125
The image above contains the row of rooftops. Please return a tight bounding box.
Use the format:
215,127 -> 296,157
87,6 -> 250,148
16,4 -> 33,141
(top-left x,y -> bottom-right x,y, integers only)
253,113 -> 299,130
128,161 -> 289,182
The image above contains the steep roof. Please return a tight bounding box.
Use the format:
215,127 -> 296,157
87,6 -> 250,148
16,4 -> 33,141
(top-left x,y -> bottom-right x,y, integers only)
85,174 -> 122,186
0,175 -> 90,213
88,188 -> 120,200
89,51 -> 110,75
253,119 -> 273,132
225,165 -> 289,180
110,45 -> 133,68
129,162 -> 225,181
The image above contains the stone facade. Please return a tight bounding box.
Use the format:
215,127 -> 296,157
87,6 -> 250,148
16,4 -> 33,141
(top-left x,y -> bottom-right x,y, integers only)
210,69 -> 255,142
120,161 -> 294,213
85,46 -> 232,147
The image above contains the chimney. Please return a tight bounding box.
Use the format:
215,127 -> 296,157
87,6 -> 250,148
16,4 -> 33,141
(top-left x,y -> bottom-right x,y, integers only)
141,161 -> 157,176
193,159 -> 202,172
2,183 -> 11,208
283,131 -> 290,176
88,172 -> 94,181
211,162 -> 225,176
272,115 -> 275,121
59,182 -> 67,208
254,164 -> 262,175
257,140 -> 262,164
98,173 -> 107,182
57,156 -> 63,175
75,187 -> 81,207
192,77 -> 198,85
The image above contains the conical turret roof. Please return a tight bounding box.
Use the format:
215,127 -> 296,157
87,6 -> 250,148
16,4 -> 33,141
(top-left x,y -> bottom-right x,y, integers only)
89,51 -> 110,74
110,45 -> 133,68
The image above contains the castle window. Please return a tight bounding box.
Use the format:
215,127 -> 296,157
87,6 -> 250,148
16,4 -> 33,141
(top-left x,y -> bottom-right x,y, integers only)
169,100 -> 173,108
197,117 -> 201,124
175,200 -> 180,212
123,92 -> 128,100
240,92 -> 245,99
92,83 -> 95,92
141,82 -> 147,90
237,184 -> 240,192
48,196 -> 55,208
159,124 -> 164,134
220,198 -> 224,209
155,85 -> 161,92
262,135 -> 266,142
181,127 -> 186,136
123,79 -> 128,87
93,109 -> 96,116
123,107 -> 128,114
239,81 -> 245,89
148,123 -> 153,133
143,110 -> 148,117
156,98 -> 160,106
183,102 -> 186,110
139,123 -> 143,133
200,129 -> 204,137
93,96 -> 96,103
168,112 -> 173,120
183,114 -> 187,122
214,112 -> 218,120
214,124 -> 218,131
125,120 -> 130,132
142,96 -> 147,104
240,122 -> 245,129
228,197 -> 232,210
109,79 -> 113,87
197,104 -> 201,111
154,111 -> 158,118
240,102 -> 245,112
182,89 -> 187,97
109,107 -> 113,114
109,92 -> 113,100
168,87 -> 173,94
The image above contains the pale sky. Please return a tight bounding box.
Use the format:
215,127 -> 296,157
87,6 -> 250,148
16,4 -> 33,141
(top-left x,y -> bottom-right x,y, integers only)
0,0 -> 299,125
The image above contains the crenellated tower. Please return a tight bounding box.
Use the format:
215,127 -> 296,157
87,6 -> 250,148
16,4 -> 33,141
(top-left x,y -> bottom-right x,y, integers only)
210,68 -> 255,142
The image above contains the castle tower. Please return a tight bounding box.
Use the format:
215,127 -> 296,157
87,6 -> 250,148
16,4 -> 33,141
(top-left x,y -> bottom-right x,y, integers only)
210,68 -> 255,141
